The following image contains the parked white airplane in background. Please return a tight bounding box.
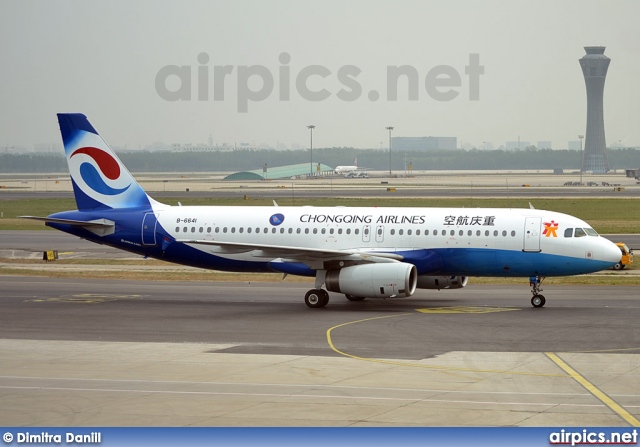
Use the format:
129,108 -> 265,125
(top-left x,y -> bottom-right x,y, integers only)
23,114 -> 621,309
334,159 -> 359,175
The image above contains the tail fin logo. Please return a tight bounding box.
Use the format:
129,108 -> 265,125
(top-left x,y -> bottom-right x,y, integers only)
70,147 -> 131,196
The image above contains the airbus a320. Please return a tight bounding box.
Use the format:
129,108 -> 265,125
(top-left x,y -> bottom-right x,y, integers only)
23,114 -> 621,309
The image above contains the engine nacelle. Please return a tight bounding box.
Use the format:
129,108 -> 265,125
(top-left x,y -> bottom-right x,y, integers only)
416,275 -> 468,290
325,263 -> 417,298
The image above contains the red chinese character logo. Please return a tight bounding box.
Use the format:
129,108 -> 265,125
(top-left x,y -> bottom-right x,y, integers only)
542,220 -> 559,237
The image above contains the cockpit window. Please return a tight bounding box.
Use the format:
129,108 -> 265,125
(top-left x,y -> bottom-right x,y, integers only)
584,228 -> 599,236
574,228 -> 587,238
564,228 -> 573,238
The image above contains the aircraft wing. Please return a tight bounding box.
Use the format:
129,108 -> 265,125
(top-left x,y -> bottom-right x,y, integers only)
175,238 -> 404,268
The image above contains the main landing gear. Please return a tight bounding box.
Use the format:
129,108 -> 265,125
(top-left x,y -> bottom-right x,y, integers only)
305,289 -> 329,308
529,276 -> 546,308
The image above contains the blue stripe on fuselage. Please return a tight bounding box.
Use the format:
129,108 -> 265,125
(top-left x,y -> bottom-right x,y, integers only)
399,247 -> 612,277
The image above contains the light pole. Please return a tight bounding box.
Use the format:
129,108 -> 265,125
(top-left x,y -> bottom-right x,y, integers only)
578,134 -> 584,184
307,125 -> 315,177
385,126 -> 394,176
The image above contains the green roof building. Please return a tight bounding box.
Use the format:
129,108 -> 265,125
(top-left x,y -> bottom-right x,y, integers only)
223,163 -> 334,181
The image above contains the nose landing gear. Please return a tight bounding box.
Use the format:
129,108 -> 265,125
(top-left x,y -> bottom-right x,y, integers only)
529,276 -> 546,308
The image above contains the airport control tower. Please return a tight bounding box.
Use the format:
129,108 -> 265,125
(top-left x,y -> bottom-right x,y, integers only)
579,46 -> 610,173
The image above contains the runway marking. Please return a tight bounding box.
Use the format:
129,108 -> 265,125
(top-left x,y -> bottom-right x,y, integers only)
416,306 -> 519,314
572,346 -> 640,354
0,383 -> 609,408
545,352 -> 640,427
24,293 -> 147,304
0,375 -> 599,396
326,313 -> 567,378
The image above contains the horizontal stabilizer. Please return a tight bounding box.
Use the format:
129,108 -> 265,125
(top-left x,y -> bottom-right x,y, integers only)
20,216 -> 115,236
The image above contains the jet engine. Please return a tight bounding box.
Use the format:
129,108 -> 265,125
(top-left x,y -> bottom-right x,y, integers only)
416,275 -> 468,290
325,263 -> 417,298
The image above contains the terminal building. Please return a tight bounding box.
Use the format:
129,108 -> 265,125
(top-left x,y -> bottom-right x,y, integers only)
391,136 -> 457,151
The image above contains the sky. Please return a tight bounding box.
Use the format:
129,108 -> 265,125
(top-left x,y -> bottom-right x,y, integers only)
1,0 -> 639,151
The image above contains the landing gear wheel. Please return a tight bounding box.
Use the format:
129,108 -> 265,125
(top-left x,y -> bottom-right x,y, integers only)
345,294 -> 366,302
305,289 -> 329,308
531,294 -> 546,308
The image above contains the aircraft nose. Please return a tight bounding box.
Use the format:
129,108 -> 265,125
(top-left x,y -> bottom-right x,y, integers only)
602,239 -> 622,264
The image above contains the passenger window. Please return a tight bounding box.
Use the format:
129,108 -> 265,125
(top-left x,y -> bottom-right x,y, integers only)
231,227 -> 236,233
378,228 -> 382,235
416,230 -> 421,236
175,227 -> 180,232
511,230 -> 516,237
191,227 -> 196,233
321,228 -> 326,234
247,227 -> 252,233
305,228 -> 309,234
297,228 -> 301,234
564,228 -> 573,238
313,228 -> 318,234
272,228 -> 276,234
399,229 -> 403,235
223,227 -> 228,233
239,228 -> 243,233
207,227 -> 211,233
502,230 -> 507,237
280,228 -> 285,234
364,228 -> 369,235
485,230 -> 490,236
183,227 -> 188,232
575,228 -> 586,238
288,228 -> 293,234
459,230 -> 464,236
450,230 -> 455,236
355,229 -> 360,235
467,230 -> 472,236
476,230 -> 481,236
390,229 -> 395,235
425,229 -> 429,235
407,229 -> 412,236
433,230 -> 438,236
493,230 -> 498,236
346,229 -> 351,235
330,228 -> 334,234
215,227 -> 220,233
338,229 -> 342,234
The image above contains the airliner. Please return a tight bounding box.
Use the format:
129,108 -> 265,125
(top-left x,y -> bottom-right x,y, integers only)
23,114 -> 621,309
334,159 -> 360,175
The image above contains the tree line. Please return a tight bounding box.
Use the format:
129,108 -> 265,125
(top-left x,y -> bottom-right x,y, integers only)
1,148 -> 638,173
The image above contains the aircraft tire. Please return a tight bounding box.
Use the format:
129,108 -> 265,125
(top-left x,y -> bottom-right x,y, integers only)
531,294 -> 546,308
305,289 -> 329,308
345,294 -> 366,302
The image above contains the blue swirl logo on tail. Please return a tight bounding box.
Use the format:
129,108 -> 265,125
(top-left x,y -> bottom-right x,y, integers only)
70,147 -> 130,195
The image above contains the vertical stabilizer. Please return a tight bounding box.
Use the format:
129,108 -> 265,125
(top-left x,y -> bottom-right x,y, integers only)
58,113 -> 154,210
